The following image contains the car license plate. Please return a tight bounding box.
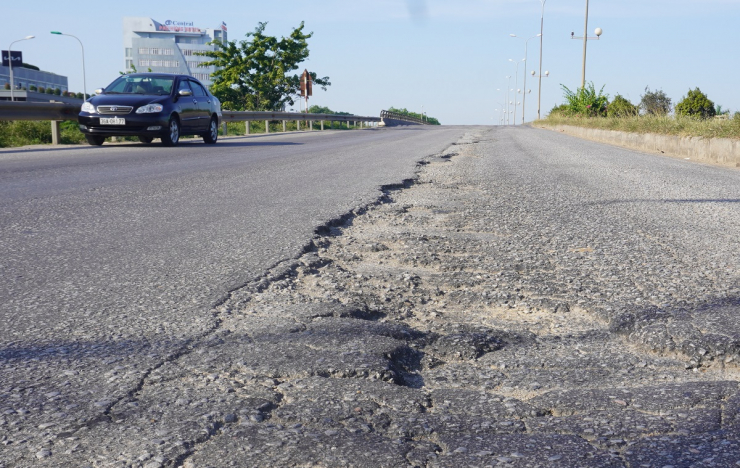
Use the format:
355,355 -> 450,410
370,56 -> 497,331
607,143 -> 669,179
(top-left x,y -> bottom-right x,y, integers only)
100,117 -> 125,125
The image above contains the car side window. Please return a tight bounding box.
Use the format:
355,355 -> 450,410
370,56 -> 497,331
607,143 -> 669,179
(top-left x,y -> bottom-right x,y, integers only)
189,81 -> 207,97
177,79 -> 192,94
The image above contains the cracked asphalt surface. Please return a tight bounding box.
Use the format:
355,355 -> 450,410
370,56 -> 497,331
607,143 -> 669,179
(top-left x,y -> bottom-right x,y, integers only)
2,126 -> 740,467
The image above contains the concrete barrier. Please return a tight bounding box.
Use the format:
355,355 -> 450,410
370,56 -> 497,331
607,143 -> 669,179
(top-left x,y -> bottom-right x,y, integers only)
539,124 -> 740,168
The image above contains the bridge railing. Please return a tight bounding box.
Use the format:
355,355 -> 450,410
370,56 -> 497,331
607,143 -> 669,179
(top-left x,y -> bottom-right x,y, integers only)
380,110 -> 429,125
0,101 -> 387,144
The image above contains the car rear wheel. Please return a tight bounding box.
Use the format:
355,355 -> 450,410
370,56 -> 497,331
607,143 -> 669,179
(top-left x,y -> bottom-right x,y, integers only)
203,118 -> 218,144
85,135 -> 105,146
161,117 -> 180,147
138,136 -> 153,144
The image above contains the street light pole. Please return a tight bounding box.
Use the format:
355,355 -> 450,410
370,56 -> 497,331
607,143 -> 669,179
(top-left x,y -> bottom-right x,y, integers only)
496,102 -> 506,126
571,1 -> 602,88
537,0 -> 547,120
7,36 -> 35,102
508,58 -> 524,125
51,31 -> 87,100
505,76 -> 512,125
510,33 -> 541,124
581,0 -> 589,88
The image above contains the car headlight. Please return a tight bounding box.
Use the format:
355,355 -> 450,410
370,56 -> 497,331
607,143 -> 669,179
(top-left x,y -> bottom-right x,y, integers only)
136,104 -> 164,114
81,102 -> 95,113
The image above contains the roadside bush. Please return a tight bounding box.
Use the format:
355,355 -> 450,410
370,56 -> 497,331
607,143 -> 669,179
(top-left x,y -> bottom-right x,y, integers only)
0,121 -> 52,147
640,86 -> 672,116
608,94 -> 638,117
38,86 -> 45,93
548,104 -> 569,117
3,83 -> 9,90
75,92 -> 84,99
0,120 -> 86,148
675,88 -> 716,119
60,120 -> 86,144
29,85 -> 37,92
716,104 -> 730,117
45,88 -> 54,94
560,82 -> 608,117
54,88 -> 61,96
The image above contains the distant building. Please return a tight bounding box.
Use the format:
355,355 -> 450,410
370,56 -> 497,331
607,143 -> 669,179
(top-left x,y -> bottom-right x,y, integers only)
0,64 -> 69,100
123,17 -> 227,87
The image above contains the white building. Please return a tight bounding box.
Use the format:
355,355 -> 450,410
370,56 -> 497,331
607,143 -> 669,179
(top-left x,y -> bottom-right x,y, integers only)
123,17 -> 227,87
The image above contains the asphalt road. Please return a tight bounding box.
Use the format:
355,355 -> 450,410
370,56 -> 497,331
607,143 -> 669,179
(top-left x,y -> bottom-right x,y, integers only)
1,127 -> 465,342
0,127 -> 466,465
2,125 -> 740,467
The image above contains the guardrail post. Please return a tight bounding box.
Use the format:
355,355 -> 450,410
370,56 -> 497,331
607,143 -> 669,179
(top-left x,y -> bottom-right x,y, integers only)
246,121 -> 250,135
51,121 -> 61,145
265,120 -> 269,134
309,121 -> 313,131
282,120 -> 286,132
297,120 -> 300,131
321,120 -> 324,130
222,122 -> 227,136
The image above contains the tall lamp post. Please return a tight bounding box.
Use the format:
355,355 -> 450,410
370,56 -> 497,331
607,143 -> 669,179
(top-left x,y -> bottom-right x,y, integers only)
51,31 -> 87,100
505,76 -> 512,125
537,0 -> 547,120
496,102 -> 506,126
570,0 -> 602,88
510,33 -> 541,124
7,36 -> 35,102
508,58 -> 524,125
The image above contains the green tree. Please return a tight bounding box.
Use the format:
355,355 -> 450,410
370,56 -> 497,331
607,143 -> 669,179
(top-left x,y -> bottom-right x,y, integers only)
675,88 -> 715,119
640,86 -> 672,115
560,82 -> 608,117
608,94 -> 638,117
307,105 -> 350,115
715,104 -> 730,116
198,21 -> 330,111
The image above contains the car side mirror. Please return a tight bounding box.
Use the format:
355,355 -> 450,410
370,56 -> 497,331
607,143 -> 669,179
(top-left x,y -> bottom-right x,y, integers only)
178,89 -> 193,97
95,88 -> 104,95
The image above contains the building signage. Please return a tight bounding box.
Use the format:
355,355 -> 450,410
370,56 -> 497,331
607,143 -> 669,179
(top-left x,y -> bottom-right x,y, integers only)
1,50 -> 23,68
155,19 -> 202,33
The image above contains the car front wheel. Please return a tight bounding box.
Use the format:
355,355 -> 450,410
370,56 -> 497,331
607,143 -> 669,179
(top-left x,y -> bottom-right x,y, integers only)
85,135 -> 105,146
203,118 -> 218,144
161,117 -> 180,147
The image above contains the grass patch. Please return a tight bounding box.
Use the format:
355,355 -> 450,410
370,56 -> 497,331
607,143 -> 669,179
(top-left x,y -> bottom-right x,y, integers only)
0,121 -> 87,148
538,114 -> 740,140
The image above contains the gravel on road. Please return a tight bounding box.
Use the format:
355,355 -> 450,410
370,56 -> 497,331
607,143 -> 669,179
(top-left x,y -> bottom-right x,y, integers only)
2,126 -> 740,467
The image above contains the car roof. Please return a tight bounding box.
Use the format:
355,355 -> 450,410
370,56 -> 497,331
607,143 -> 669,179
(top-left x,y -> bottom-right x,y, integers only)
125,73 -> 191,78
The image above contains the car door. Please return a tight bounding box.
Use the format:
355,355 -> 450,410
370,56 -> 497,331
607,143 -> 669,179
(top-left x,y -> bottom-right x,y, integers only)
188,79 -> 212,132
175,78 -> 199,133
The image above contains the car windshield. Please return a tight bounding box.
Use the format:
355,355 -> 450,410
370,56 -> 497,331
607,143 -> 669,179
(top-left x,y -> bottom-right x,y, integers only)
104,76 -> 174,95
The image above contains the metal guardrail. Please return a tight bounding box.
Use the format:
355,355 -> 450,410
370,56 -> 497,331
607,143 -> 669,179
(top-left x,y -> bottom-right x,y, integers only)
221,110 -> 380,124
0,102 -> 429,144
380,110 -> 429,125
0,101 -> 79,121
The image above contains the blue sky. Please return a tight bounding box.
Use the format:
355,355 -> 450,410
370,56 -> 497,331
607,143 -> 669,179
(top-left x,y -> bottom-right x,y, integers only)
3,0 -> 739,125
